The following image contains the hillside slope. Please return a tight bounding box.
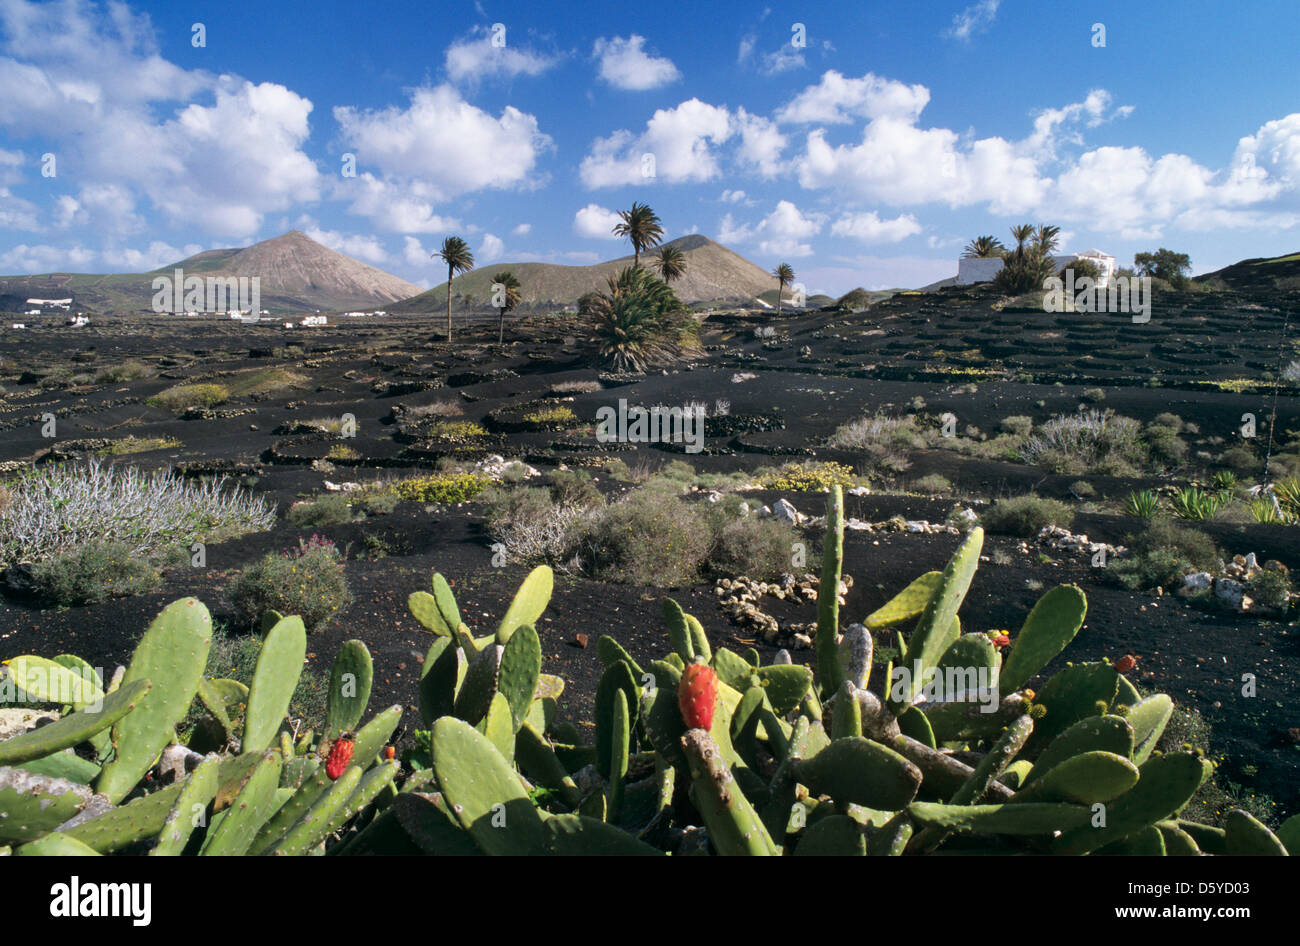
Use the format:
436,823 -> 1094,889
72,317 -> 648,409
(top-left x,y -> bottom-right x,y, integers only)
395,234 -> 778,309
0,231 -> 424,314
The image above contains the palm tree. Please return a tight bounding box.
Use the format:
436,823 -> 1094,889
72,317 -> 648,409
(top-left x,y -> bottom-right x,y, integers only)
1009,224 -> 1035,262
772,263 -> 795,317
612,202 -> 664,267
961,235 -> 1006,259
490,271 -> 521,344
436,236 -> 474,343
1034,224 -> 1062,257
585,265 -> 692,372
653,244 -> 687,284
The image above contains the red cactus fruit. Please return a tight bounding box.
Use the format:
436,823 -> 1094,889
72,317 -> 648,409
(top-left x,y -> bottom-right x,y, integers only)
1115,654 -> 1138,673
383,746 -> 396,761
990,632 -> 1010,648
326,733 -> 356,779
678,663 -> 717,731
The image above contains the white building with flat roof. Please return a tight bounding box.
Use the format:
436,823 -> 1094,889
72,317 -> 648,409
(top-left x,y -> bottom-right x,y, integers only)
957,249 -> 1117,288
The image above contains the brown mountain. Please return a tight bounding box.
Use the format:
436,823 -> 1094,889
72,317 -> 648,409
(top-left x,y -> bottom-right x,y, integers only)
393,234 -> 780,310
0,230 -> 424,314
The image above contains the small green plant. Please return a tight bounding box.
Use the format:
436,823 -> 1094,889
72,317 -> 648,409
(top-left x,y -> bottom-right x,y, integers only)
1124,489 -> 1160,518
326,444 -> 361,461
1210,470 -> 1239,493
1081,387 -> 1107,403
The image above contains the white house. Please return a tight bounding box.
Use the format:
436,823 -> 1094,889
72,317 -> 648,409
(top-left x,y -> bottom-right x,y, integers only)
957,249 -> 1117,288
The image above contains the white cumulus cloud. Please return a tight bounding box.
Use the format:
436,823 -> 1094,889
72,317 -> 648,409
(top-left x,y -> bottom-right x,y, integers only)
593,35 -> 680,90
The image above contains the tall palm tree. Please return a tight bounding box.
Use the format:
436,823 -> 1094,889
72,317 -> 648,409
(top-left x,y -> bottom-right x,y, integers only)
490,271 -> 521,344
772,262 -> 795,317
436,236 -> 474,343
961,235 -> 1006,259
653,244 -> 687,284
1009,224 -> 1035,262
612,202 -> 664,267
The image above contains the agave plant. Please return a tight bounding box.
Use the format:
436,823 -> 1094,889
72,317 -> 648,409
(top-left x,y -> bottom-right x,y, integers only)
1123,489 -> 1160,519
585,265 -> 693,373
1272,475 -> 1300,518
1169,486 -> 1226,522
1246,497 -> 1284,524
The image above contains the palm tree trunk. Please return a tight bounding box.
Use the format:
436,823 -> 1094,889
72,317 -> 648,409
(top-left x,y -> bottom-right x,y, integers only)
446,266 -> 453,343
498,308 -> 505,344
776,281 -> 783,317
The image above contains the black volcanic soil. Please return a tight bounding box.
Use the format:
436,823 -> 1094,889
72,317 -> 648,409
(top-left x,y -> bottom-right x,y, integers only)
2,285 -> 1299,811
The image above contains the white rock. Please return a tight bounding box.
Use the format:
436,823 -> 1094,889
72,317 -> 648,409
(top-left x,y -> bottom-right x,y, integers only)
848,486 -> 871,496
755,505 -> 773,519
773,498 -> 801,524
1183,572 -> 1213,592
1214,578 -> 1246,608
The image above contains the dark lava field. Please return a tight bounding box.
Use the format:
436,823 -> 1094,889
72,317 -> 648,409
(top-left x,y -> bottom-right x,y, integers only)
2,280 -> 1298,813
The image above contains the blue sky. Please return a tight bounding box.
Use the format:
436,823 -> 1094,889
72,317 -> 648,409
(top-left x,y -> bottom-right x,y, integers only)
1,0 -> 1298,295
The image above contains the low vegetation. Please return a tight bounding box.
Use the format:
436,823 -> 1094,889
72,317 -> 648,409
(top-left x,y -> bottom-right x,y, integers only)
146,383 -> 229,411
979,495 -> 1074,537
228,534 -> 352,632
0,460 -> 276,569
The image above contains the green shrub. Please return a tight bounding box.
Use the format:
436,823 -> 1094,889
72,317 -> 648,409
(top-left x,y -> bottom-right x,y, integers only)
757,461 -> 858,492
228,535 -> 352,631
1219,445 -> 1259,473
285,493 -> 354,528
999,415 -> 1034,437
32,540 -> 160,606
146,383 -> 229,411
913,473 -> 952,494
575,491 -> 713,586
191,626 -> 331,735
95,362 -> 150,384
1081,387 -> 1106,403
393,472 -> 490,503
1110,520 -> 1220,591
979,495 -> 1074,537
360,491 -> 400,515
548,469 -> 603,508
1247,567 -> 1292,613
1020,410 -> 1147,476
706,511 -> 797,580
